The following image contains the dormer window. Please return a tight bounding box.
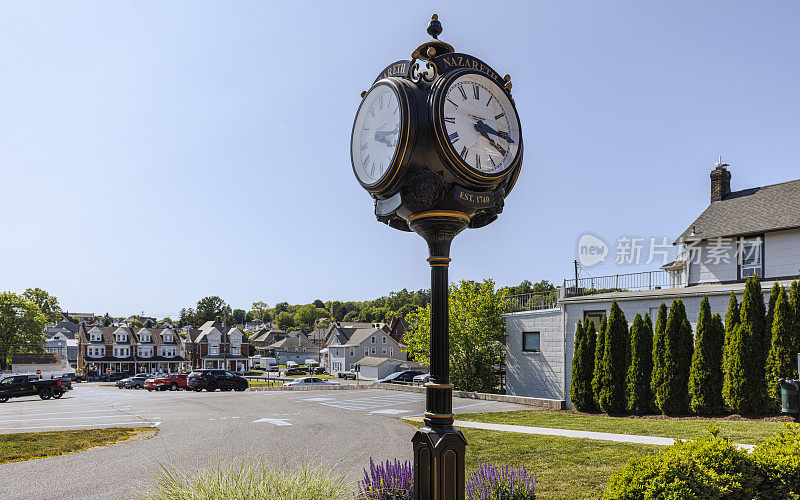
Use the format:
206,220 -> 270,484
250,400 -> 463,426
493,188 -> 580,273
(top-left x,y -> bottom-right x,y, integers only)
89,329 -> 102,342
115,333 -> 126,343
163,333 -> 172,343
139,329 -> 151,343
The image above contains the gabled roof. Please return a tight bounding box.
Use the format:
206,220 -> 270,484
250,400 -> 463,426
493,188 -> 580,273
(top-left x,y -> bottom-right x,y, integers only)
12,353 -> 62,365
336,328 -> 393,348
355,356 -> 402,367
676,178 -> 800,244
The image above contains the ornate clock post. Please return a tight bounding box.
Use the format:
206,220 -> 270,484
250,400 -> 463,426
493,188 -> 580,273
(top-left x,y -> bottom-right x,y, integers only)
350,15 -> 523,500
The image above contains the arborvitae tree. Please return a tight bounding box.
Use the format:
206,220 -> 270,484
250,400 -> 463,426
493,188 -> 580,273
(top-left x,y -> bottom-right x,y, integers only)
689,297 -> 725,414
766,282 -> 781,339
726,276 -> 767,414
626,313 -> 653,412
766,287 -> 794,411
644,313 -> 654,410
570,321 -> 596,411
651,303 -> 669,403
599,301 -> 629,413
586,320 -> 597,407
722,291 -> 741,408
790,279 -> 800,374
592,316 -> 607,405
656,299 -> 693,414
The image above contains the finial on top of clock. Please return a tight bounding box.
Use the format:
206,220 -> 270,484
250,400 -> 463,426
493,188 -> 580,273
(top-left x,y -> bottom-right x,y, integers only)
427,14 -> 442,39
414,14 -> 454,61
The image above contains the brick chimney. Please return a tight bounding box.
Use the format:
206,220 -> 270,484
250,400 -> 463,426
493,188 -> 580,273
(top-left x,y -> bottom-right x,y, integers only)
710,158 -> 731,202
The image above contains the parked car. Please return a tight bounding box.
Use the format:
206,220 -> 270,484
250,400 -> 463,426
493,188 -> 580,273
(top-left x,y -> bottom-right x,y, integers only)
412,373 -> 431,386
124,375 -> 148,389
338,370 -> 358,380
283,377 -> 340,387
284,367 -> 305,376
312,367 -> 326,375
101,371 -> 130,382
377,370 -> 426,385
187,370 -> 248,392
0,374 -> 71,402
61,373 -> 83,383
145,373 -> 188,391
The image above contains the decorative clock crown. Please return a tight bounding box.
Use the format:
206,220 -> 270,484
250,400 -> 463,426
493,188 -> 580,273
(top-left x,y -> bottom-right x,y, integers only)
413,14 -> 454,61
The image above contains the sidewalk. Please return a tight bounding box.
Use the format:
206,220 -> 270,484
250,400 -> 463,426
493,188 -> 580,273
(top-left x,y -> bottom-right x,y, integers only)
408,417 -> 756,452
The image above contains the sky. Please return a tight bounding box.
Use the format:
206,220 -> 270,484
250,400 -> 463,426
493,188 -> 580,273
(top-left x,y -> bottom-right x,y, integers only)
1,1 -> 799,318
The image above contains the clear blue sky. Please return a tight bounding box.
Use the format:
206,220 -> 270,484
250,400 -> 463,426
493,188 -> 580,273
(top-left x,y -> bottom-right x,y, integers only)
2,1 -> 799,318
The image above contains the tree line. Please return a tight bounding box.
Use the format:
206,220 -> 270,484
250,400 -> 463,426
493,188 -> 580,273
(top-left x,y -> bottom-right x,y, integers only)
570,275 -> 800,415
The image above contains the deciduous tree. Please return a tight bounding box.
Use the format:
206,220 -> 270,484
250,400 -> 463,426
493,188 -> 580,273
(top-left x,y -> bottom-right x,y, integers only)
23,287 -> 62,324
0,292 -> 47,370
195,296 -> 228,324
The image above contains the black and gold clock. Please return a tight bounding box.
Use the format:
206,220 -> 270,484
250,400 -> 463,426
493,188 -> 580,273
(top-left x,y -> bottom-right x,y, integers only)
430,68 -> 522,185
350,78 -> 416,196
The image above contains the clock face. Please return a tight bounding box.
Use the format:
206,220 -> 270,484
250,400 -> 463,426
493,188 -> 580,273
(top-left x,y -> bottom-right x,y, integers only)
351,83 -> 403,187
440,72 -> 521,176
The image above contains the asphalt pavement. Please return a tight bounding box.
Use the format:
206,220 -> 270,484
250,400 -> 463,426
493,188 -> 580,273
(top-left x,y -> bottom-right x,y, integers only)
0,383 -> 527,500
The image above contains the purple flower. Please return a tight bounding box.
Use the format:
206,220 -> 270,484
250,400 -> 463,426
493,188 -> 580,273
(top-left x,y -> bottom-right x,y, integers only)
359,458 -> 414,500
466,462 -> 536,500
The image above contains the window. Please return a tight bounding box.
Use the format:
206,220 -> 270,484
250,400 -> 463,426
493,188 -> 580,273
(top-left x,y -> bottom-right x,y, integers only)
382,347 -> 386,355
523,332 -> 541,353
371,347 -> 376,354
372,336 -> 376,343
230,346 -> 239,355
738,236 -> 763,279
364,348 -> 369,356
382,337 -> 386,344
390,348 -> 393,357
350,348 -> 354,356
583,311 -> 606,330
115,333 -> 126,343
210,345 -> 219,355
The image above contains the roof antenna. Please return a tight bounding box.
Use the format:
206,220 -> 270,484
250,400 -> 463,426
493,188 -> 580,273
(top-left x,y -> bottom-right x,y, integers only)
715,155 -> 729,169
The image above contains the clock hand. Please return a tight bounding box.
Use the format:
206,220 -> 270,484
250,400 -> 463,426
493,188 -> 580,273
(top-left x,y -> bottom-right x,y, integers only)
374,125 -> 399,147
474,119 -> 515,144
485,136 -> 508,157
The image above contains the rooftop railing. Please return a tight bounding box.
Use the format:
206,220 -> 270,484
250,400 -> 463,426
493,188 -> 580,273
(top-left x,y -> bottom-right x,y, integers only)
504,290 -> 559,313
563,269 -> 686,297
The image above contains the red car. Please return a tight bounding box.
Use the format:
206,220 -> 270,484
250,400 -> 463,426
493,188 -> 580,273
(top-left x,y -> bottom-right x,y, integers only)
144,373 -> 189,391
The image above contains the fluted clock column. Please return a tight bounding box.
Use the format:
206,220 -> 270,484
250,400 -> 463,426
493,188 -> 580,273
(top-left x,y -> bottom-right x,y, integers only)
408,210 -> 469,500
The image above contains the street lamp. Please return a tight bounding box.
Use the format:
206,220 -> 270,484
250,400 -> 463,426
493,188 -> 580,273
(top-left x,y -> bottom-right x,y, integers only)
349,15 -> 524,500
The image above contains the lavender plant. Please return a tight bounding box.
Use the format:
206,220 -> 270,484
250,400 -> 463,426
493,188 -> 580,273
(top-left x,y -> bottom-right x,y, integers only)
466,462 -> 536,500
359,458 -> 414,500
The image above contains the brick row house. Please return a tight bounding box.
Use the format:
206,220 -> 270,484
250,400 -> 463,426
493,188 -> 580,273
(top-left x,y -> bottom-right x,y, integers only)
184,320 -> 250,372
78,325 -> 189,375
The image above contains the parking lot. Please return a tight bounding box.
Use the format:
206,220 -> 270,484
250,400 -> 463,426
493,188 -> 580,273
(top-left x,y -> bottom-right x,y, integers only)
0,383 -> 527,500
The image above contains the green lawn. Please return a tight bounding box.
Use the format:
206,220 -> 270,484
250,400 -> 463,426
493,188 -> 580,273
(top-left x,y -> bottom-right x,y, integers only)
0,427 -> 145,464
407,421 -> 659,499
456,409 -> 787,444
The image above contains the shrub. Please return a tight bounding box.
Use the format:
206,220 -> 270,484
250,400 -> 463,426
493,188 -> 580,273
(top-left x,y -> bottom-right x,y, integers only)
751,424 -> 800,500
722,291 -> 740,408
144,457 -> 353,500
593,316 -> 608,405
656,300 -> 693,414
651,303 -> 669,405
726,276 -> 768,414
359,459 -> 413,500
603,429 -> 759,499
765,287 -> 795,411
466,462 -> 536,500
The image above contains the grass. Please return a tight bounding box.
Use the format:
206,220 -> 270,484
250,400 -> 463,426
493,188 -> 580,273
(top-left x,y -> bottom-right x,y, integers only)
406,420 -> 658,499
0,427 -> 144,464
144,457 -> 353,500
455,409 -> 788,445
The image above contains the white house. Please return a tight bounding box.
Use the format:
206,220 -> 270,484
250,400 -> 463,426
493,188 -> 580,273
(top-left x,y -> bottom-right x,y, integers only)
505,163 -> 800,407
326,327 -> 407,375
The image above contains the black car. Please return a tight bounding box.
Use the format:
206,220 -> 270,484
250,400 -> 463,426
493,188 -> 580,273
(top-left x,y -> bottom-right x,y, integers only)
376,370 -> 426,384
187,370 -> 248,392
61,373 -> 83,383
284,367 -> 305,376
100,372 -> 130,382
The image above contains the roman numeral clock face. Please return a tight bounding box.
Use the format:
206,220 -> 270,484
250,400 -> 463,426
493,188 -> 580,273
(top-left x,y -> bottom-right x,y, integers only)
440,73 -> 520,176
351,83 -> 404,188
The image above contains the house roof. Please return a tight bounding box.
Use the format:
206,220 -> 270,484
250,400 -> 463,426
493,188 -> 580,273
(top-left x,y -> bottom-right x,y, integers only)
355,356 -> 401,367
676,178 -> 800,244
190,322 -> 249,344
78,325 -> 180,346
12,353 -> 62,365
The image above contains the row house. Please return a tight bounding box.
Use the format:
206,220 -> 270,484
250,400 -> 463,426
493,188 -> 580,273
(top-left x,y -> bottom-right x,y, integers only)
78,325 -> 189,375
185,320 -> 250,372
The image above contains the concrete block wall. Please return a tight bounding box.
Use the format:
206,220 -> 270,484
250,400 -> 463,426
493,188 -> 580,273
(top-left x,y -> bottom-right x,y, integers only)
504,309 -> 565,401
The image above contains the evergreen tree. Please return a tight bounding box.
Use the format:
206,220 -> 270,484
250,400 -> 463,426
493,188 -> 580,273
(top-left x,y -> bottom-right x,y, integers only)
789,279 -> 800,374
766,282 -> 781,339
599,301 -> 629,413
656,299 -> 693,414
766,287 -> 794,411
726,276 -> 767,414
570,321 -> 596,411
626,313 -> 653,412
592,316 -> 607,406
689,297 -> 725,414
585,320 -> 597,408
722,291 -> 741,409
650,303 -> 669,403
